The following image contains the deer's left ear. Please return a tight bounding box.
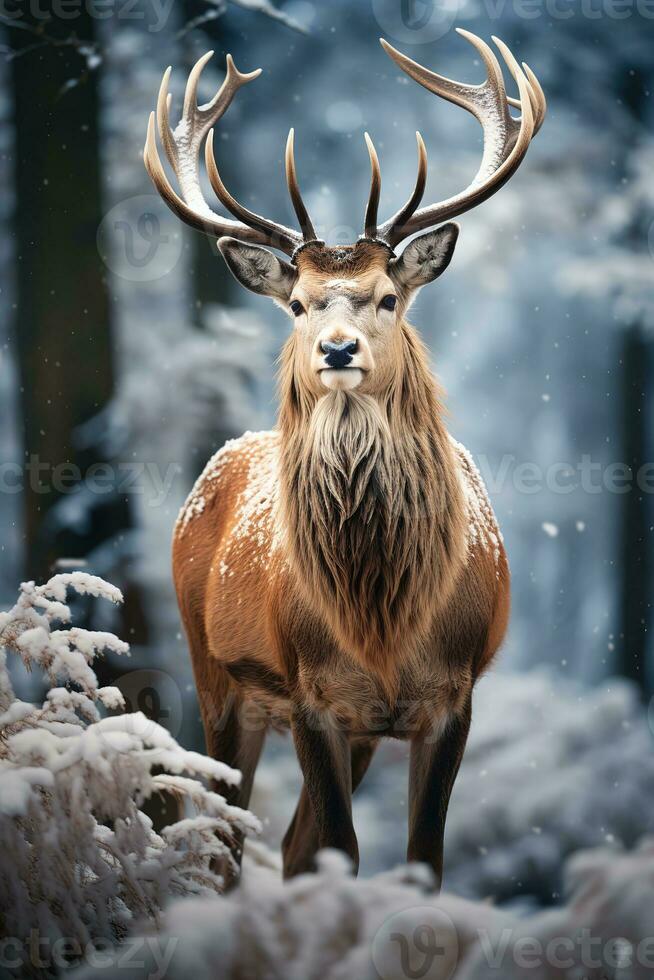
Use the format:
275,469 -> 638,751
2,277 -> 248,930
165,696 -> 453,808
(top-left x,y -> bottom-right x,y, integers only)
390,223 -> 459,290
218,237 -> 296,301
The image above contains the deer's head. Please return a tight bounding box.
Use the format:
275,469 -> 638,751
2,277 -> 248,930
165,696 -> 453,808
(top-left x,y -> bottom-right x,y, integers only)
145,31 -> 545,402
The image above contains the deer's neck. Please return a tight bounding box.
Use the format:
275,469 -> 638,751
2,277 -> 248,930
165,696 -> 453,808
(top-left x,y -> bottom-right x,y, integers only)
277,326 -> 467,695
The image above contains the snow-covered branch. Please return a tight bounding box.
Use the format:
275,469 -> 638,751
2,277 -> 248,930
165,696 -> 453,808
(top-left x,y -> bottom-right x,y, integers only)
0,572 -> 259,958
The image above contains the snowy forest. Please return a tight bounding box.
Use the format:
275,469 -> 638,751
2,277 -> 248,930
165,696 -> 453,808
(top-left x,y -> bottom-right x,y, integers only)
1,0 -> 654,976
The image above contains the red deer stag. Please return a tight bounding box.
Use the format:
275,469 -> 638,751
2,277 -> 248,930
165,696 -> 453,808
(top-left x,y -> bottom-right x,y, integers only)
144,29 -> 545,886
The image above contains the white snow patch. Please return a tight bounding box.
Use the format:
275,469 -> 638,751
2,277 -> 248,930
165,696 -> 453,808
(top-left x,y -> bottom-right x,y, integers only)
450,437 -> 503,569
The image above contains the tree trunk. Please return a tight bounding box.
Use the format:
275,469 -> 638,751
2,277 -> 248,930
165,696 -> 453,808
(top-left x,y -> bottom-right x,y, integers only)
617,323 -> 651,697
9,13 -> 123,577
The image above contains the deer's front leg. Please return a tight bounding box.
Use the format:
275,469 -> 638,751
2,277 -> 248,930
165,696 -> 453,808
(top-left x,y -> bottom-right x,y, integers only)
290,706 -> 358,873
407,697 -> 472,889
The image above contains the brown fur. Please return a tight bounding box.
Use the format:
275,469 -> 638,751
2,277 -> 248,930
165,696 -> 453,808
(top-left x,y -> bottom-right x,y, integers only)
278,328 -> 467,698
173,239 -> 510,882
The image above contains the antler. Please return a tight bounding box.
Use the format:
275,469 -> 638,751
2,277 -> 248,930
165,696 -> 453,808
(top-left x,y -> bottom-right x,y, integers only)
145,37 -> 545,259
144,52 -> 313,256
371,29 -> 546,248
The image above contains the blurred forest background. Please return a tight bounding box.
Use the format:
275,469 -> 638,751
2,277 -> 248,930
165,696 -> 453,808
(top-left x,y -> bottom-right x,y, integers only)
1,0 -> 654,907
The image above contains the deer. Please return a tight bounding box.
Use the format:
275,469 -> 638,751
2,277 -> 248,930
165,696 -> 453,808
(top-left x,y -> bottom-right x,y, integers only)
144,28 -> 545,887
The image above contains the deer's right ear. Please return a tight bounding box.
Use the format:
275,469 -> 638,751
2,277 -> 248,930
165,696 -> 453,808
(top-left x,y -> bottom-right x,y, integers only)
389,223 -> 459,291
218,238 -> 296,301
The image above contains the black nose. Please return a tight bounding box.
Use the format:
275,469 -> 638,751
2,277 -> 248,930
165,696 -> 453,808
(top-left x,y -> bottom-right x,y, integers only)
320,339 -> 358,369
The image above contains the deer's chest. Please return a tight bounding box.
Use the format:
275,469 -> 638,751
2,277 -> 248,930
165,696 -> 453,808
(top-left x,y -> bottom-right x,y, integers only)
293,642 -> 470,741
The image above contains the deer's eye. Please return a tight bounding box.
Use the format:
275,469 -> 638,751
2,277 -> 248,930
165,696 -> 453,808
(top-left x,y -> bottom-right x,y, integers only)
290,300 -> 304,317
380,294 -> 397,312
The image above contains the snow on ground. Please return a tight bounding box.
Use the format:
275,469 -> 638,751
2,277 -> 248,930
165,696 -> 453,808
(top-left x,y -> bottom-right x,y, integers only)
72,838 -> 654,980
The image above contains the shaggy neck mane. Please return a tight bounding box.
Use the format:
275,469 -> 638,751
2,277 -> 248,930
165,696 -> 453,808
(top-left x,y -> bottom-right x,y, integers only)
278,323 -> 467,695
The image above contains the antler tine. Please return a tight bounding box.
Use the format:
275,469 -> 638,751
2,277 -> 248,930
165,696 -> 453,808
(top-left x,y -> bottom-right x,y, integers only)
155,68 -> 177,171
157,52 -> 258,208
442,30 -> 516,179
506,72 -> 547,136
376,30 -> 544,248
491,34 -> 537,152
375,132 -> 427,245
520,62 -> 547,134
491,35 -> 546,132
379,31 -> 507,125
205,129 -> 300,252
186,53 -> 261,132
182,50 -> 215,126
144,52 -> 303,256
285,128 -> 318,242
183,49 -> 216,121
144,110 -> 267,242
363,133 -> 382,239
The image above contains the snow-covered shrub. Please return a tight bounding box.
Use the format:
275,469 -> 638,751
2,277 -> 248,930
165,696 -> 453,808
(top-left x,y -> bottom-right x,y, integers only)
460,837 -> 654,980
70,848 -> 511,980
72,839 -> 654,980
445,670 -> 654,903
0,573 -> 259,968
